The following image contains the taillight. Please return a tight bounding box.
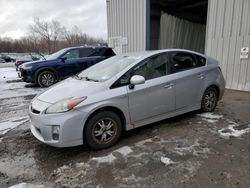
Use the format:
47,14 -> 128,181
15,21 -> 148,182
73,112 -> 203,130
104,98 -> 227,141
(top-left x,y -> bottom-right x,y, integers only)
16,61 -> 21,65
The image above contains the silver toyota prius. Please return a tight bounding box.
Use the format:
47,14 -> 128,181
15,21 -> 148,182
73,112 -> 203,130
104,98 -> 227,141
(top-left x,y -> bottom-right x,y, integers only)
29,49 -> 225,149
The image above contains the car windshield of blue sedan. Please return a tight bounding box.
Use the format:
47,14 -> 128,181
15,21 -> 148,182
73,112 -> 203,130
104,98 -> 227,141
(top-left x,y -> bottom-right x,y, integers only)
46,48 -> 68,60
78,55 -> 139,82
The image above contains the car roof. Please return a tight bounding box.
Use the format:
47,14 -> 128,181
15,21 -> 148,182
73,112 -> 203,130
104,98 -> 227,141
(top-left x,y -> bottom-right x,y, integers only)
123,49 -> 206,58
65,46 -> 112,51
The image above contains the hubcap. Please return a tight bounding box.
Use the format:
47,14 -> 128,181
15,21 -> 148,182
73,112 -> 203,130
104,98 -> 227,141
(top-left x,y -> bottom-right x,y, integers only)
204,90 -> 216,110
92,118 -> 117,144
41,73 -> 54,86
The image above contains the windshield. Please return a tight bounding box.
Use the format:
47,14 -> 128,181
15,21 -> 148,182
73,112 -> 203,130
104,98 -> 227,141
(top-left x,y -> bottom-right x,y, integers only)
46,48 -> 68,60
78,55 -> 139,82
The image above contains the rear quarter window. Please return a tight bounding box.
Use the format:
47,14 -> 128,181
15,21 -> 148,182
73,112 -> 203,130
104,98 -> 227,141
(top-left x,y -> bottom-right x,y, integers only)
195,54 -> 206,67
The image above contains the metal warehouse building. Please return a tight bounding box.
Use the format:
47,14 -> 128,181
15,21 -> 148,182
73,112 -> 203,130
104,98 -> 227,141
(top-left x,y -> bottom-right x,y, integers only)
106,0 -> 250,92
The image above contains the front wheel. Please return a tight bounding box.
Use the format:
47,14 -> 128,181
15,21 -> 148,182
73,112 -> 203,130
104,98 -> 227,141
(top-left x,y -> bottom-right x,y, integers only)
85,111 -> 122,150
201,87 -> 218,112
37,71 -> 56,87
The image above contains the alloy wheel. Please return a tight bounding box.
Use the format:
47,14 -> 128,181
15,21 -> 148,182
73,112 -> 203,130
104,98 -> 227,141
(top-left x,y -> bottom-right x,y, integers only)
204,89 -> 217,111
92,118 -> 117,145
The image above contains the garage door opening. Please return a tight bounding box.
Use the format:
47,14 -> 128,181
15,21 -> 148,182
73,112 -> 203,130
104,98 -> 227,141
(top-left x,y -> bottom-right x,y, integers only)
149,0 -> 208,53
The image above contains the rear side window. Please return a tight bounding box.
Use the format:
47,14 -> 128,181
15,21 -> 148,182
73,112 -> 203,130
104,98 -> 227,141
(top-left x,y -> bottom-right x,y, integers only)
103,49 -> 116,56
169,52 -> 202,73
79,48 -> 96,57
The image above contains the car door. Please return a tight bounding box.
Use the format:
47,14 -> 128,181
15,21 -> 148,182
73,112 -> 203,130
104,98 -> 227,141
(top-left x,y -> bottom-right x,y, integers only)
168,51 -> 206,110
125,53 -> 175,125
58,48 -> 81,78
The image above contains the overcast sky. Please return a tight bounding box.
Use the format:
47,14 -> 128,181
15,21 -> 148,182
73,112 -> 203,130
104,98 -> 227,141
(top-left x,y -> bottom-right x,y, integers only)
0,0 -> 107,40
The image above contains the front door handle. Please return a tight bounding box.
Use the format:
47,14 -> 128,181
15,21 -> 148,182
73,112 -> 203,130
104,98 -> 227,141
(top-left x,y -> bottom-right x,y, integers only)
197,73 -> 205,79
164,83 -> 174,89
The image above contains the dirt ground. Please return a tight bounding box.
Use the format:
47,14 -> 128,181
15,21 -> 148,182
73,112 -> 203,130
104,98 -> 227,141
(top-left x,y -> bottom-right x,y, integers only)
0,89 -> 250,188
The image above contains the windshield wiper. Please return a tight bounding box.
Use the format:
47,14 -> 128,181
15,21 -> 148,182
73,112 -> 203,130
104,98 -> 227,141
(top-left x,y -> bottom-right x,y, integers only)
81,76 -> 99,82
73,75 -> 99,82
72,75 -> 82,80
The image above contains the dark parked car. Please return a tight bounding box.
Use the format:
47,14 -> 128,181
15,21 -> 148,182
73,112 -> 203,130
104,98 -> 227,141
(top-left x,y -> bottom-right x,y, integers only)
0,58 -> 6,63
15,54 -> 42,69
18,46 -> 116,87
0,54 -> 14,62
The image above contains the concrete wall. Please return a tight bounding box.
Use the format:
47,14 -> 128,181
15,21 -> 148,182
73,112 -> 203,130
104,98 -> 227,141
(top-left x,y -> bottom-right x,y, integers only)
106,0 -> 147,54
206,0 -> 250,91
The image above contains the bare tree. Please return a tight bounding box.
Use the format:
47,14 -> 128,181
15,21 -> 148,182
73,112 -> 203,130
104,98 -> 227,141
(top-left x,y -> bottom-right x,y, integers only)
29,17 -> 62,53
0,18 -> 107,53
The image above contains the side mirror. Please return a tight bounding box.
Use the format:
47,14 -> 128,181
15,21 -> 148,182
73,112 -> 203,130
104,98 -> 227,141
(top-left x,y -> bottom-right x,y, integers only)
60,57 -> 67,62
129,75 -> 145,89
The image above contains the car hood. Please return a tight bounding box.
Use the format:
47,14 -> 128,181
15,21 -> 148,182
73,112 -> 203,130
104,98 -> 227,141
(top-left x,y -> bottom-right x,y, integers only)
37,77 -> 105,103
23,59 -> 55,66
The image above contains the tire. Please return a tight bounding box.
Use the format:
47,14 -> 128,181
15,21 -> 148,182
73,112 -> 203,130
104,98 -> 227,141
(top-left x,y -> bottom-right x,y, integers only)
37,71 -> 56,87
201,87 -> 218,112
85,111 -> 122,150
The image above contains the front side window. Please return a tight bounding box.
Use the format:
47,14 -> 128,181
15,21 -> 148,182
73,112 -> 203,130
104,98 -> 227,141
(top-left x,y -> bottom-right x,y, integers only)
113,53 -> 169,87
169,52 -> 198,73
62,49 -> 80,60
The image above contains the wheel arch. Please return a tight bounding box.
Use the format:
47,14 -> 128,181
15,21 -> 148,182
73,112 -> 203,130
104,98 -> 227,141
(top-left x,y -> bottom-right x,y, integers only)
204,84 -> 220,97
35,67 -> 58,83
82,106 -> 127,142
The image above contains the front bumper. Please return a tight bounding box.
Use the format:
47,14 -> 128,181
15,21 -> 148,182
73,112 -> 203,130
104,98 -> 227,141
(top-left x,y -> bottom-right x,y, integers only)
29,101 -> 87,147
18,67 -> 35,83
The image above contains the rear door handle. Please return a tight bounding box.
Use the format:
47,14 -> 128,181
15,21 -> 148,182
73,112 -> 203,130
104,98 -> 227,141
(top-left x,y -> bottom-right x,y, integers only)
197,73 -> 205,79
164,83 -> 174,89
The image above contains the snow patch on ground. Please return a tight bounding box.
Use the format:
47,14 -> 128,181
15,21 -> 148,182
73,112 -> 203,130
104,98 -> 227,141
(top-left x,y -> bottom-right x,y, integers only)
0,116 -> 28,135
135,138 -> 153,147
160,156 -> 175,166
0,67 -> 18,79
0,67 -> 44,99
114,146 -> 133,156
92,153 -> 116,163
218,121 -> 250,139
174,139 -> 210,156
198,113 -> 223,123
92,146 -> 133,163
8,182 -> 47,188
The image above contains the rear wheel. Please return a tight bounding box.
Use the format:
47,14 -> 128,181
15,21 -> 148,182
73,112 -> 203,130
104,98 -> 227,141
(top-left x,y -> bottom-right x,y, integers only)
85,111 -> 122,150
37,71 -> 56,87
201,87 -> 218,112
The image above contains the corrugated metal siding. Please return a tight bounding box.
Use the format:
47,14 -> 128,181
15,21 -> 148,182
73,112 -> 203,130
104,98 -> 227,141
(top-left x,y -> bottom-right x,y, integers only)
206,0 -> 250,91
106,0 -> 147,53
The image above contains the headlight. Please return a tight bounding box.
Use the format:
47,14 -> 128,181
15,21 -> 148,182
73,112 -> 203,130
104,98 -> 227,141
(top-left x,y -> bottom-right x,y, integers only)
45,97 -> 87,114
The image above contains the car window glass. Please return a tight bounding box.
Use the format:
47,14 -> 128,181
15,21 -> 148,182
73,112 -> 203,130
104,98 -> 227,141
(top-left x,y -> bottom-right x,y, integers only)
195,54 -> 206,67
132,53 -> 169,80
80,48 -> 96,57
115,53 -> 169,87
169,52 -> 198,73
103,49 -> 116,56
62,49 -> 80,60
